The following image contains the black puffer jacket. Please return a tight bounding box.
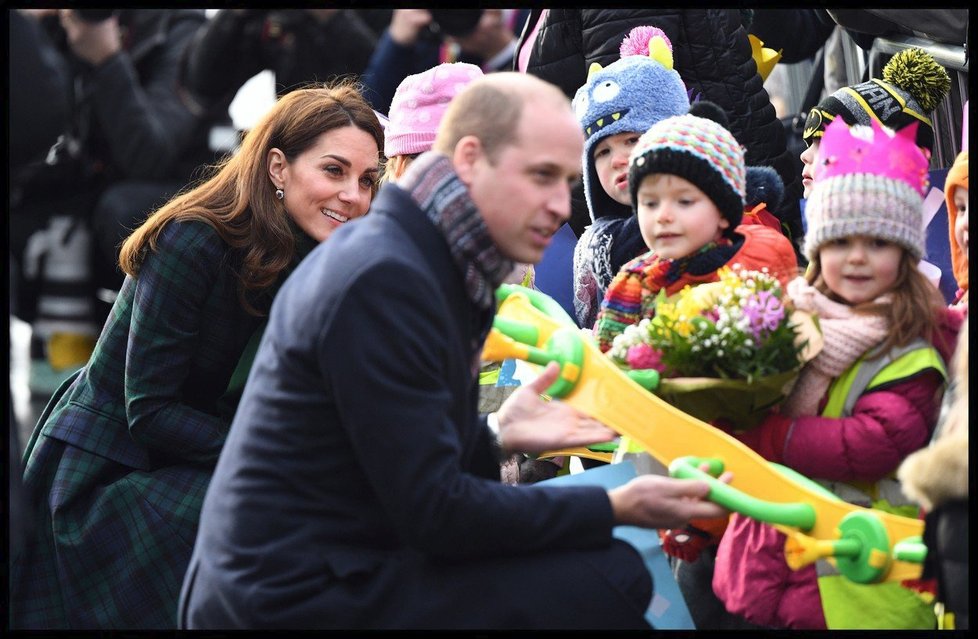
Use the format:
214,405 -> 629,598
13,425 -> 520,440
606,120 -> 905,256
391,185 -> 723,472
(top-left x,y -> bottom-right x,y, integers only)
524,9 -> 804,250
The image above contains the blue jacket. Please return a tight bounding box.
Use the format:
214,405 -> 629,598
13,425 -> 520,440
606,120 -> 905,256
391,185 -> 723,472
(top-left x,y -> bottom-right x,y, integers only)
360,32 -> 441,113
180,183 -> 633,628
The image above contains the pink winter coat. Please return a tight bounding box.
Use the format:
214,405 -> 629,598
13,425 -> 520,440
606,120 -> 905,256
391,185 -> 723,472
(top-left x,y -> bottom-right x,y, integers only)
713,363 -> 946,628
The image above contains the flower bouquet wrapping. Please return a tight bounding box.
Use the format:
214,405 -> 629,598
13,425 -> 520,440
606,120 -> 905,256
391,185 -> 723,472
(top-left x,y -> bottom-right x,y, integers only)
606,266 -> 822,429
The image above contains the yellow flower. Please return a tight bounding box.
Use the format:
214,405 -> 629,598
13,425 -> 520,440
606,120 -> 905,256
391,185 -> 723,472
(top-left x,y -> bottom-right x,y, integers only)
722,266 -> 752,288
656,299 -> 677,322
652,298 -> 694,338
680,281 -> 725,314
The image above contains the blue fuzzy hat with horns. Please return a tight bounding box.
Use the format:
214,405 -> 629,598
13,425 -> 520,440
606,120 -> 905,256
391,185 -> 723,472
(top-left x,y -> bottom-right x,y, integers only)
572,26 -> 690,224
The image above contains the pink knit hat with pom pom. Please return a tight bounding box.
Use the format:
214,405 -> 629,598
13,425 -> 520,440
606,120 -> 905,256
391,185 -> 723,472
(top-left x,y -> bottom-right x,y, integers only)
384,62 -> 484,158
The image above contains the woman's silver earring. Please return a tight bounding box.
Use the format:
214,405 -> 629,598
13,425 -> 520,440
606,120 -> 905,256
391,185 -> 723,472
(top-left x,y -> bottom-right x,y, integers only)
275,188 -> 285,200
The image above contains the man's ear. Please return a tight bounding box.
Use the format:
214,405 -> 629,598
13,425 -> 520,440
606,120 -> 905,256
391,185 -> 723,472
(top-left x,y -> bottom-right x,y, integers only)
452,135 -> 483,186
267,147 -> 287,188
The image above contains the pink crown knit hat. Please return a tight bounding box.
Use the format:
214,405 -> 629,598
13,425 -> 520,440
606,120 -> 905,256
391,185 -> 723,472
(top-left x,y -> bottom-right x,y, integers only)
804,118 -> 929,262
384,62 -> 484,158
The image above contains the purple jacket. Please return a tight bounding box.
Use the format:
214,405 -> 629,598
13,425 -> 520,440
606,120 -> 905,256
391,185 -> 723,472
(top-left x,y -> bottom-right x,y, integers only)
713,364 -> 945,628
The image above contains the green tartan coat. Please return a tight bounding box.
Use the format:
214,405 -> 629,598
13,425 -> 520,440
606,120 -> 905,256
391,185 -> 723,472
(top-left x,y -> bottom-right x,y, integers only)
9,220 -> 308,629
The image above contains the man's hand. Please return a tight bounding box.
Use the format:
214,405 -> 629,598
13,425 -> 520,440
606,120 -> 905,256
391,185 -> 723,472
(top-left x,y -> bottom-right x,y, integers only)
608,471 -> 732,530
495,361 -> 617,456
59,9 -> 122,67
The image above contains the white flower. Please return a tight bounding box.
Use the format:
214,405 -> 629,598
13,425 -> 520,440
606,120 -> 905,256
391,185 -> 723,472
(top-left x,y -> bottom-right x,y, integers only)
612,333 -> 630,350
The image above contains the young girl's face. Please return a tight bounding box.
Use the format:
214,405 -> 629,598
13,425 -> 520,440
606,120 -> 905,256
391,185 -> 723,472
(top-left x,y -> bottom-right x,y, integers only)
636,173 -> 729,260
819,235 -> 903,305
593,131 -> 641,206
953,187 -> 969,257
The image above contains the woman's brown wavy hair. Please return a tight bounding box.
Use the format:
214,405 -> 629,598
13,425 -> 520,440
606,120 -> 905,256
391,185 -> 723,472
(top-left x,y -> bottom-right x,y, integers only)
118,78 -> 383,315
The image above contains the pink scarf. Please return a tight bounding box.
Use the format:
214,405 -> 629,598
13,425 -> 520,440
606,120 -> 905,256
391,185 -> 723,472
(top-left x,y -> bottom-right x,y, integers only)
781,278 -> 891,417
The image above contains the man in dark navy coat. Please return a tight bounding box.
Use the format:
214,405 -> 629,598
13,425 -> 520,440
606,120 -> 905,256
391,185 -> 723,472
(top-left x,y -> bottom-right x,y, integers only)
179,72 -> 728,629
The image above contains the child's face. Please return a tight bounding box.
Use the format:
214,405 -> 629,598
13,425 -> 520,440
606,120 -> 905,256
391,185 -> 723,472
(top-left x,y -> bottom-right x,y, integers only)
800,140 -> 819,199
593,131 -> 640,206
635,174 -> 730,260
953,187 -> 969,257
818,235 -> 903,305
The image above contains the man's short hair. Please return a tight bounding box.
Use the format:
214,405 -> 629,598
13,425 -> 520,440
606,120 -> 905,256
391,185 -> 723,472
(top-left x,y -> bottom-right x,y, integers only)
433,73 -> 568,162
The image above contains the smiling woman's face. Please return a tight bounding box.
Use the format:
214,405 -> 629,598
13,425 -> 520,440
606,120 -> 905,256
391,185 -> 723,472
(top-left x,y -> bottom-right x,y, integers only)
269,125 -> 380,242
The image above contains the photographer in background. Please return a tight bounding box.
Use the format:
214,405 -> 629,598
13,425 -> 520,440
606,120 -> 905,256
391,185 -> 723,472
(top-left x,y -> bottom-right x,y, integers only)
8,7 -> 74,562
178,9 -> 378,119
9,9 -> 70,325
9,10 -> 70,173
360,9 -> 525,113
10,8 -> 217,396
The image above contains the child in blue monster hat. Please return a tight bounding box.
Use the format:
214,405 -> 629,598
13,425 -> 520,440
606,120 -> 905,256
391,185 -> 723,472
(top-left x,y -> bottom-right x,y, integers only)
571,26 -> 690,330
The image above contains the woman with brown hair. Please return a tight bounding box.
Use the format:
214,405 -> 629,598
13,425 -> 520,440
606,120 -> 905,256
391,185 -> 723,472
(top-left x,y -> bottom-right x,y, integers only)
9,80 -> 384,630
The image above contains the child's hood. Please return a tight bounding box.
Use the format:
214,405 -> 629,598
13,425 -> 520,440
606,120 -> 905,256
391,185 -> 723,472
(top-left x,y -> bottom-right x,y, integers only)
573,27 -> 689,223
945,150 -> 968,292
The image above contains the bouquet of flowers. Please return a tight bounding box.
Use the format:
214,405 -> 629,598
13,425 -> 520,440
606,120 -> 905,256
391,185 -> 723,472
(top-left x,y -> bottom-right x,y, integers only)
606,266 -> 821,429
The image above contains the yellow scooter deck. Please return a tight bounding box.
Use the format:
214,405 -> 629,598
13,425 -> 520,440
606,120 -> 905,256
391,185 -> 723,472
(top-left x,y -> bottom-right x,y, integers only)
483,292 -> 923,583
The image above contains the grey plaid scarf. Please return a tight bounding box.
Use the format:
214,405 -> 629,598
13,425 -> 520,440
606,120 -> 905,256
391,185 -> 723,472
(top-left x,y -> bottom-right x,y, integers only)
400,152 -> 514,310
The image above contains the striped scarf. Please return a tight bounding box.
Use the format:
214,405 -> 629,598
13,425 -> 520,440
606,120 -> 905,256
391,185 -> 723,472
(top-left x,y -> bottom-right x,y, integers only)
400,152 -> 514,311
593,239 -> 737,352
